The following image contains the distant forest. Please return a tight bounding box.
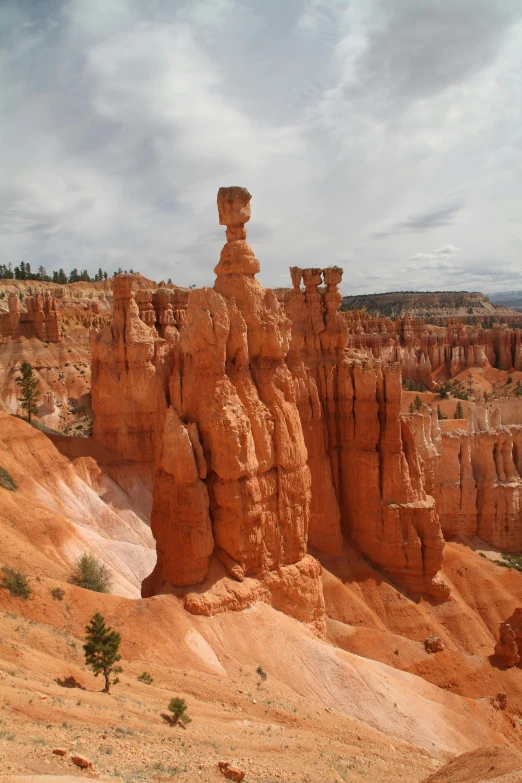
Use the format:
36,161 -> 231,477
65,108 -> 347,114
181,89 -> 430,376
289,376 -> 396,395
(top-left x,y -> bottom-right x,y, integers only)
0,262 -> 142,283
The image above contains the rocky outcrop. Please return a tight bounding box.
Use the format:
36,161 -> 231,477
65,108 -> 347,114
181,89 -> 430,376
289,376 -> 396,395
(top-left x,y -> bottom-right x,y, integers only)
0,290 -> 62,342
286,267 -> 447,598
424,634 -> 445,653
495,621 -> 521,667
90,275 -> 173,461
433,424 -> 522,552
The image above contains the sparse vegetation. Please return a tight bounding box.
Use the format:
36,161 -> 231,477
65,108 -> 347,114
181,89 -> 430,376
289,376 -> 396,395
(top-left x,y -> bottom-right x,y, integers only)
51,586 -> 65,601
167,697 -> 191,727
438,378 -> 469,401
138,671 -> 153,685
413,394 -> 422,411
454,401 -> 464,420
437,405 -> 447,421
83,613 -> 122,694
499,553 -> 522,573
0,466 -> 17,492
1,566 -> 32,599
70,553 -> 111,593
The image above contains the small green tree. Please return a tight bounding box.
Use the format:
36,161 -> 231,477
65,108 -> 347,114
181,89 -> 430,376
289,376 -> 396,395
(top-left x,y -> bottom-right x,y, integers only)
70,554 -> 111,593
138,671 -> 153,685
83,613 -> 122,694
437,405 -> 447,421
454,401 -> 464,420
408,402 -> 415,414
413,394 -> 423,411
16,361 -> 40,422
1,566 -> 32,599
167,697 -> 191,727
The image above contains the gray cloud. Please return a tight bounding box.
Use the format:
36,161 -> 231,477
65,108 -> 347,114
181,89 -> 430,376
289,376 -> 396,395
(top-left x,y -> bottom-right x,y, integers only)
371,200 -> 464,239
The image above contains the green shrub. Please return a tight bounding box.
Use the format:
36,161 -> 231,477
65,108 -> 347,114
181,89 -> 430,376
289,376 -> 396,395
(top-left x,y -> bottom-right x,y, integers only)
51,586 -> 65,601
138,671 -> 153,685
1,566 -> 32,599
500,554 -> 522,573
0,466 -> 17,492
70,554 -> 111,593
167,697 -> 191,726
256,665 -> 267,681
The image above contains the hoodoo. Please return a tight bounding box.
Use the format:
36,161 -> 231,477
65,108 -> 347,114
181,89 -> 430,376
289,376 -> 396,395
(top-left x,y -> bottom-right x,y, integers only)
90,187 -> 450,611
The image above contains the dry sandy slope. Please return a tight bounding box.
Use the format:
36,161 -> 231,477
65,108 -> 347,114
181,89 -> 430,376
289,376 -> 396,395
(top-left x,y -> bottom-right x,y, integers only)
0,413 -> 154,596
422,745 -> 522,782
1,417 -> 522,781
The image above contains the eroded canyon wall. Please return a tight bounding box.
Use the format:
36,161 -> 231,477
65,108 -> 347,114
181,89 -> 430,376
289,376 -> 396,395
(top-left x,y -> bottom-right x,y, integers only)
0,290 -> 62,342
433,419 -> 522,552
325,312 -> 522,388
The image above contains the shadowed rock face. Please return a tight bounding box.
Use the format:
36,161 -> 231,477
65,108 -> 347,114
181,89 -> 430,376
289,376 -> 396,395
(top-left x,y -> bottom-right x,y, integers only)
90,186 -> 449,623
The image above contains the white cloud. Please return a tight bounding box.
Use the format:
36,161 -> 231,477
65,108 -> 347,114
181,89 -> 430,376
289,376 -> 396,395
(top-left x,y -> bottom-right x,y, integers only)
1,0 -> 521,294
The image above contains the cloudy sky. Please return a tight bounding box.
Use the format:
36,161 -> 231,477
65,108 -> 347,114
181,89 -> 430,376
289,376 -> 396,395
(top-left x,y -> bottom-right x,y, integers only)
1,0 -> 521,294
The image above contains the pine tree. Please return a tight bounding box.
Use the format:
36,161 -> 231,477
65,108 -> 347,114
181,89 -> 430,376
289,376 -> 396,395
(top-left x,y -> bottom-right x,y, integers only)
437,405 -> 447,420
16,361 -> 40,423
83,613 -> 122,694
409,402 -> 415,413
413,394 -> 423,411
167,697 -> 191,727
454,401 -> 464,419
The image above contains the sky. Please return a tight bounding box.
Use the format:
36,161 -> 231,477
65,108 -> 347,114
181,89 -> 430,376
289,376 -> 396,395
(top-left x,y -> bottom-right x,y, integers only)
1,0 -> 521,295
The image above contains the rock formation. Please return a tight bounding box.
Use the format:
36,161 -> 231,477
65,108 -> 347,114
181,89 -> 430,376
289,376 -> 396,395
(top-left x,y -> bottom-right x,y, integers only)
433,420 -> 522,552
495,621 -> 521,667
286,267 -> 447,598
138,187 -> 326,632
90,187 -> 449,611
0,290 -> 62,342
90,275 -> 173,461
289,309 -> 522,389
